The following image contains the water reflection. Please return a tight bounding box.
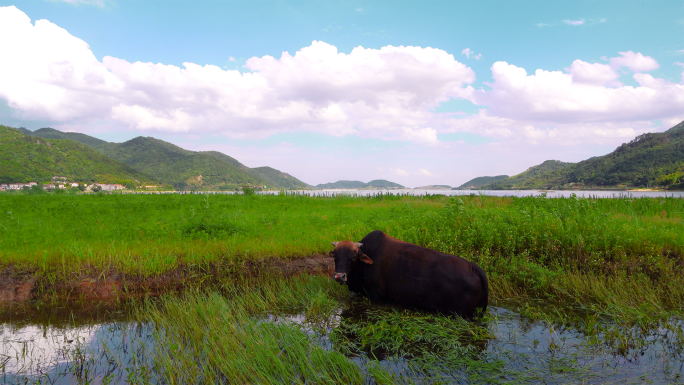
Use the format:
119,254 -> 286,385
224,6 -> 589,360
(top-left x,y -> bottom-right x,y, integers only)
2,299 -> 683,384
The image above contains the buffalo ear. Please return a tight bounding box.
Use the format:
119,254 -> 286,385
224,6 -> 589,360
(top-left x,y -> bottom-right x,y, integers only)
331,242 -> 339,247
359,253 -> 373,265
327,251 -> 334,258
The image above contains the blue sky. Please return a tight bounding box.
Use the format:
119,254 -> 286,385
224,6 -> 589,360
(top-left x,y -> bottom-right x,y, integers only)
1,1 -> 684,186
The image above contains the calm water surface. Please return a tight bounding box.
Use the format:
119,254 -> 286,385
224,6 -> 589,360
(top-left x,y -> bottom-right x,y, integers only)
167,189 -> 684,199
2,299 -> 683,384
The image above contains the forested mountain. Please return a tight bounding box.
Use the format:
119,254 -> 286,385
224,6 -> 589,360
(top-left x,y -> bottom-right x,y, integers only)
316,179 -> 404,189
480,160 -> 575,190
20,127 -> 110,149
249,167 -> 311,190
21,127 -> 310,190
480,120 -> 684,190
452,175 -> 509,190
0,125 -> 154,185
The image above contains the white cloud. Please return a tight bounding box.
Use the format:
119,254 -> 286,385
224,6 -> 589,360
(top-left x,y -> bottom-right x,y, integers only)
568,60 -> 620,86
0,6 -> 475,144
418,168 -> 439,177
461,48 -> 481,60
610,51 -> 659,72
2,5 -> 684,157
471,53 -> 684,124
677,62 -> 684,83
563,19 -> 584,26
229,56 -> 236,61
390,168 -> 408,176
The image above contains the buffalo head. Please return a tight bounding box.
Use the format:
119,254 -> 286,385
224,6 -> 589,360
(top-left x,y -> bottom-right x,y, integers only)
329,241 -> 373,284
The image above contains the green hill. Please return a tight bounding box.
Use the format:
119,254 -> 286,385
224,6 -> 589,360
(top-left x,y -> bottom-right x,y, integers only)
453,175 -> 509,190
480,120 -> 684,190
367,179 -> 404,188
480,161 -> 574,190
23,127 -> 310,190
24,127 -> 110,149
249,167 -> 311,190
414,185 -> 452,190
0,125 -> 154,185
316,179 -> 404,189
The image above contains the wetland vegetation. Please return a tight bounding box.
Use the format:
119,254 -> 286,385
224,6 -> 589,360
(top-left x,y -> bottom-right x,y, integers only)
1,192 -> 684,383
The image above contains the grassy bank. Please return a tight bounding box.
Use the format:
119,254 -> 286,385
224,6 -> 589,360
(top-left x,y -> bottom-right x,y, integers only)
1,192 -> 683,319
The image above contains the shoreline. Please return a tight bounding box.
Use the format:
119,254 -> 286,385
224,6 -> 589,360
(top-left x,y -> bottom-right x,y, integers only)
0,255 -> 333,305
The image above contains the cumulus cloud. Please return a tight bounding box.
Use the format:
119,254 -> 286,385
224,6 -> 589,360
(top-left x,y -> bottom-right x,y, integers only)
2,5 -> 684,152
470,53 -> 684,124
0,6 -> 475,143
568,60 -> 620,86
610,51 -> 659,72
677,62 -> 684,83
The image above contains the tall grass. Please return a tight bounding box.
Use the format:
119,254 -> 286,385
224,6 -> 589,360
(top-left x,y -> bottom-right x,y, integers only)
140,274 -> 497,384
141,275 -> 368,384
1,193 -> 683,318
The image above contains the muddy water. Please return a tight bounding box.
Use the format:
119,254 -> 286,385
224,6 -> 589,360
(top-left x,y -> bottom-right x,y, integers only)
2,301 -> 683,384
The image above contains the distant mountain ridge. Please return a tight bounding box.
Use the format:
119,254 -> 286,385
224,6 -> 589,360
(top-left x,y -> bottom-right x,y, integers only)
0,125 -> 154,185
453,175 -> 509,190
414,185 -> 452,190
21,127 -> 310,190
479,120 -> 684,190
316,179 -> 404,189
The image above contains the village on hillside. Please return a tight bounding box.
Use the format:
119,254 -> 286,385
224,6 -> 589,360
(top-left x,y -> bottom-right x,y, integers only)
0,176 -> 125,192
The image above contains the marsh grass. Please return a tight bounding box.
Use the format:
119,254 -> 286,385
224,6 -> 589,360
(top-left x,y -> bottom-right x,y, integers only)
140,274 -> 367,384
138,274 -> 507,384
1,192 -> 683,324
3,273 -> 684,384
136,274 -> 684,384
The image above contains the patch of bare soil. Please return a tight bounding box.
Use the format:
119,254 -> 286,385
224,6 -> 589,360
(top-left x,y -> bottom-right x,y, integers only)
0,255 -> 334,305
0,267 -> 35,302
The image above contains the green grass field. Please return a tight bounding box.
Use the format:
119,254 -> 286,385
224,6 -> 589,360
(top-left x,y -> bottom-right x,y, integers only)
1,192 -> 683,320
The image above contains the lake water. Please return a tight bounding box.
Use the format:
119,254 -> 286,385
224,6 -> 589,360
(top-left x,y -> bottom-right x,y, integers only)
3,299 -> 683,384
168,189 -> 684,198
292,189 -> 684,199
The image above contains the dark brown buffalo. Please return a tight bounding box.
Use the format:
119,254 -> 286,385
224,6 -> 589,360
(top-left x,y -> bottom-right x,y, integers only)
330,230 -> 488,319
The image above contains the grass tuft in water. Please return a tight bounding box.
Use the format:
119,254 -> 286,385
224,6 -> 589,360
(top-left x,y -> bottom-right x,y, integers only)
140,275 -> 369,384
